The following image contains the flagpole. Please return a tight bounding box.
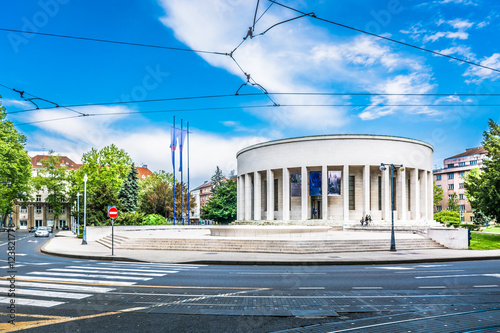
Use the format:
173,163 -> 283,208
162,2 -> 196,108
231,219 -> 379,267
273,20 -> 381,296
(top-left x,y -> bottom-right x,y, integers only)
180,119 -> 184,225
187,122 -> 191,226
172,116 -> 176,226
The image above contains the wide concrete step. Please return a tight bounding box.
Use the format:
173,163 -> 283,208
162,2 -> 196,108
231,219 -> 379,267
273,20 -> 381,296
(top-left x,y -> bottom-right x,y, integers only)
105,237 -> 445,253
96,235 -> 129,248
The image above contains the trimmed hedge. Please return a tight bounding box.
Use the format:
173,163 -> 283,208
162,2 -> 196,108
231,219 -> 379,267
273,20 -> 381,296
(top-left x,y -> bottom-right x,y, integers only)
434,210 -> 460,224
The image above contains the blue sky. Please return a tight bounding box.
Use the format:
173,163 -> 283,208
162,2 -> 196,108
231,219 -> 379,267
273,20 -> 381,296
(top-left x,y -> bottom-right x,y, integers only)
1,0 -> 499,187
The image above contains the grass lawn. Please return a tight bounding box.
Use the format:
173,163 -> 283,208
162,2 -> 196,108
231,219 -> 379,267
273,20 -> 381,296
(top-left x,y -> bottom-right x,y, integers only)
469,232 -> 500,250
480,226 -> 500,233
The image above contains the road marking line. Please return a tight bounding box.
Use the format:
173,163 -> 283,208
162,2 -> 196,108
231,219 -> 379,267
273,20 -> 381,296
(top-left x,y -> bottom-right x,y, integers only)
10,276 -> 136,286
234,272 -> 327,275
2,288 -> 92,299
418,286 -> 447,289
0,280 -> 114,292
0,297 -> 64,308
298,287 -> 325,290
473,285 -> 499,288
27,272 -> 152,281
65,266 -> 178,274
371,266 -> 414,270
48,268 -> 166,277
352,287 -> 383,290
416,274 -> 484,279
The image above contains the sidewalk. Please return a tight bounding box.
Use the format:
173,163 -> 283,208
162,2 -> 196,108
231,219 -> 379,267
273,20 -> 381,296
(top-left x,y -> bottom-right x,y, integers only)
41,230 -> 500,265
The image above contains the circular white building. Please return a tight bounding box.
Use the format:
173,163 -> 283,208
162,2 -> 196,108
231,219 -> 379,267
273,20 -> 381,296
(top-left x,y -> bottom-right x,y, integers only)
236,135 -> 434,226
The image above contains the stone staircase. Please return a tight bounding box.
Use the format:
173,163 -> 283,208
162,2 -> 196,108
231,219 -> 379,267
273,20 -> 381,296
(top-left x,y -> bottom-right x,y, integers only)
96,235 -> 445,254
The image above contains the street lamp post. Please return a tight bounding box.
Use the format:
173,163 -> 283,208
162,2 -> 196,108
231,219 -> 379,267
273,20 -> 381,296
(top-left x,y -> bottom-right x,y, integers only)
379,163 -> 404,252
76,193 -> 81,236
82,174 -> 88,245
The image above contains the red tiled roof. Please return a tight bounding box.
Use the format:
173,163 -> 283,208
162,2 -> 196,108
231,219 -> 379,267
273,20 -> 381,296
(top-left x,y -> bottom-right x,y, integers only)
136,166 -> 153,180
445,147 -> 487,160
31,155 -> 81,170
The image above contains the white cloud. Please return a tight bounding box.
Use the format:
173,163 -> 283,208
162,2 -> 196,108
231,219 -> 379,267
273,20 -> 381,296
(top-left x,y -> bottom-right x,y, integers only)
359,73 -> 438,120
464,53 -> 500,83
1,98 -> 31,108
438,45 -> 476,60
157,1 -> 435,128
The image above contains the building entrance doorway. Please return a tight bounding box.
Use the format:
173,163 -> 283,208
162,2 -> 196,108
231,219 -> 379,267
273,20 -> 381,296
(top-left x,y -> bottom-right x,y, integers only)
311,196 -> 322,219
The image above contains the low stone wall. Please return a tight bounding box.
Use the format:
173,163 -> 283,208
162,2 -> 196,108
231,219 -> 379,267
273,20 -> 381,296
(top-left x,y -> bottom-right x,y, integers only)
85,225 -> 209,242
427,227 -> 469,250
209,225 -> 331,238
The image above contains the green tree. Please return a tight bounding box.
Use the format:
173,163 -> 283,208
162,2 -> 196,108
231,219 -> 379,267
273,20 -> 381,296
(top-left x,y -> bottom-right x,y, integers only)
464,119 -> 500,222
31,152 -> 69,224
73,144 -> 132,225
447,192 -> 459,212
211,166 -> 224,194
433,181 -> 443,211
118,164 -> 139,212
201,179 -> 237,224
0,99 -> 32,225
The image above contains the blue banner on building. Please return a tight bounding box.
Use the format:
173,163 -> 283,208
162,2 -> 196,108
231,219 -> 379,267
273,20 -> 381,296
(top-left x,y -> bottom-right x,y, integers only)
290,172 -> 301,197
309,171 -> 322,196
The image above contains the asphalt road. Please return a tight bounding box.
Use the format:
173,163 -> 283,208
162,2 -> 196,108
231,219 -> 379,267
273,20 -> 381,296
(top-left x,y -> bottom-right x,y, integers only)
1,230 -> 499,333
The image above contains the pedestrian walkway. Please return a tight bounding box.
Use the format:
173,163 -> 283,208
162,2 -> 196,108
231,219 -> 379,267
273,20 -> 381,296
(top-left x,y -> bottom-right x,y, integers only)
41,230 -> 500,265
0,261 -> 199,308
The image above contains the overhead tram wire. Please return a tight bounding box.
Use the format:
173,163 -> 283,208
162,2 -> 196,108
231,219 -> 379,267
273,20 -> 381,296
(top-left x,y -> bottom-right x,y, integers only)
268,0 -> 500,74
0,82 -> 88,116
7,91 -> 500,115
14,102 -> 500,126
0,28 -> 228,56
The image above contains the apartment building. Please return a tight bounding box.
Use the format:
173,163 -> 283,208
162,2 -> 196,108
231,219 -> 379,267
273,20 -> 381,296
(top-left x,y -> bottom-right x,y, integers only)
433,147 -> 487,222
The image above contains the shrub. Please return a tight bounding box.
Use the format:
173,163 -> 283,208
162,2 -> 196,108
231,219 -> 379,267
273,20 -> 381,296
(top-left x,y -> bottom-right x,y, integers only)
434,211 -> 460,224
142,214 -> 168,225
114,212 -> 144,226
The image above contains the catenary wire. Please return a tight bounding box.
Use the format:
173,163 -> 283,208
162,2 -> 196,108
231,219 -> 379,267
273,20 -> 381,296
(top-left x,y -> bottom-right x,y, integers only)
5,91 -> 500,114
0,28 -> 229,56
269,0 -> 500,74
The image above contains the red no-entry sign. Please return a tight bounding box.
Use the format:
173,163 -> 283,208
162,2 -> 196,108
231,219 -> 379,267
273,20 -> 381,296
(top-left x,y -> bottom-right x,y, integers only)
108,206 -> 118,219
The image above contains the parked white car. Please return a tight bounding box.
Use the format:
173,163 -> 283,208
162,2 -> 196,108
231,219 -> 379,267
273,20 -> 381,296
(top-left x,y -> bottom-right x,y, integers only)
34,226 -> 50,237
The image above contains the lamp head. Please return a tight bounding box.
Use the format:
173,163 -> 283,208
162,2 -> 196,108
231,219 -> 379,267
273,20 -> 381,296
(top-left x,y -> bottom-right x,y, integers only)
379,164 -> 387,171
399,166 -> 405,172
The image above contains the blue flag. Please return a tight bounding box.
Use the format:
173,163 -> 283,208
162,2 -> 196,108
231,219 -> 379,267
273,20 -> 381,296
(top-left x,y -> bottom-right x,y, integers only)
178,129 -> 187,172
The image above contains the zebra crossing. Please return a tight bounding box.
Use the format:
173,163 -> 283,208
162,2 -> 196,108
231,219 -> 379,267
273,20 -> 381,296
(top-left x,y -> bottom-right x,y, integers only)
1,262 -> 202,308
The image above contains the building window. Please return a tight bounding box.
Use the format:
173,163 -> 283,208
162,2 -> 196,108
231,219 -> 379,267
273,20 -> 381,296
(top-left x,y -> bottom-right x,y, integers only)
447,164 -> 454,168
274,179 -> 279,211
470,160 -> 477,165
448,174 -> 454,179
459,194 -> 465,200
459,183 -> 464,189
36,195 -> 41,202
48,206 -> 53,214
448,194 -> 453,200
458,162 -> 465,167
20,206 -> 27,213
448,184 -> 454,190
436,206 -> 442,212
470,216 -> 474,222
378,176 -> 382,211
461,216 -> 465,222
349,176 -> 355,210
61,207 -> 65,214
460,205 -> 466,212
459,172 -> 465,178
437,185 -> 441,188
436,175 -> 441,181
20,221 -> 27,227
35,219 -> 43,227
36,206 -> 42,214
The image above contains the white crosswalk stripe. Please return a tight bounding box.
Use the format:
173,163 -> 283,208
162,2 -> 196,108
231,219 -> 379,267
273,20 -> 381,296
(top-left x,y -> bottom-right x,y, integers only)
2,262 -> 201,308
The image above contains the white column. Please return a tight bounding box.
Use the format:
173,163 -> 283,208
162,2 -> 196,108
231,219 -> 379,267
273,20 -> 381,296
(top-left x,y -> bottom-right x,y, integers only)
428,171 -> 434,221
322,165 -> 328,221
254,171 -> 261,221
237,176 -> 243,220
383,166 -> 391,222
283,168 -> 290,222
343,164 -> 349,223
400,167 -> 407,222
244,173 -> 252,221
267,169 -> 274,220
412,168 -> 420,221
363,165 -> 370,216
301,166 -> 308,220
423,169 -> 428,221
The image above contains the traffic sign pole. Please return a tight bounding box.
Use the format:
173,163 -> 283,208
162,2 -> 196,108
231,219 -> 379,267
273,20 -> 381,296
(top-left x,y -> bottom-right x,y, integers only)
108,206 -> 118,256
